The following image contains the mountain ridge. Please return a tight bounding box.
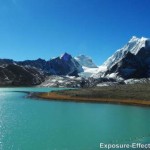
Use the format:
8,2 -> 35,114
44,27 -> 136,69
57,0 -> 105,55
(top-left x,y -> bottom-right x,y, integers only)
0,53 -> 89,86
0,36 -> 150,86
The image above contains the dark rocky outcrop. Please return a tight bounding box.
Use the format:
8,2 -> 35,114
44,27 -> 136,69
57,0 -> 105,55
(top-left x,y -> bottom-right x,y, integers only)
105,47 -> 150,79
0,64 -> 45,86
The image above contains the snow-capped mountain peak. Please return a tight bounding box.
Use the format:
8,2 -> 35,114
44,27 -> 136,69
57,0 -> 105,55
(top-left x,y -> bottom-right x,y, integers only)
129,36 -> 148,43
103,36 -> 150,69
128,36 -> 150,55
75,54 -> 97,68
129,36 -> 139,42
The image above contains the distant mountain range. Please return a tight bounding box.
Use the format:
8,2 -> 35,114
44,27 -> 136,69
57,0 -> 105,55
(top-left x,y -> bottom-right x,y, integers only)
17,53 -> 83,76
0,36 -> 150,86
0,53 -> 95,86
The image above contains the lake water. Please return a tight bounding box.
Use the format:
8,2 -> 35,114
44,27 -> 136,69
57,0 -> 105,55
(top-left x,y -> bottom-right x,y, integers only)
0,87 -> 150,150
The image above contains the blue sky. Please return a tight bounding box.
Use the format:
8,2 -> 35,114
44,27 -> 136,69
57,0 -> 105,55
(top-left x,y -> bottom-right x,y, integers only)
0,0 -> 150,65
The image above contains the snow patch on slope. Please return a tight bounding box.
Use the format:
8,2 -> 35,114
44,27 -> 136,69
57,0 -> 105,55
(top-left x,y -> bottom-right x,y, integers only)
79,67 -> 99,78
91,65 -> 107,78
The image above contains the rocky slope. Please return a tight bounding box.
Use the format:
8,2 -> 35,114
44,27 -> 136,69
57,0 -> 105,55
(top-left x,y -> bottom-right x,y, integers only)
0,64 -> 45,86
47,53 -> 83,76
38,75 -> 119,88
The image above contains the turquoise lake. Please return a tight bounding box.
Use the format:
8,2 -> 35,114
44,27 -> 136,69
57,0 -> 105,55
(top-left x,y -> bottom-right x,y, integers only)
0,87 -> 150,150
